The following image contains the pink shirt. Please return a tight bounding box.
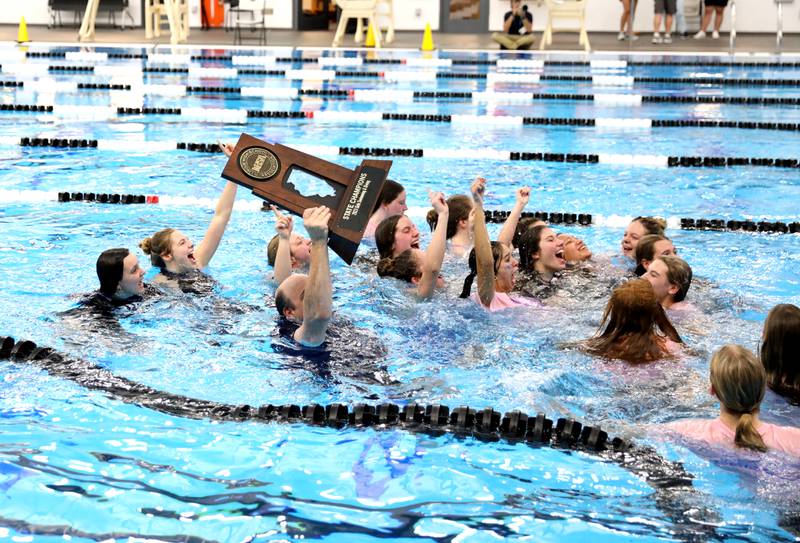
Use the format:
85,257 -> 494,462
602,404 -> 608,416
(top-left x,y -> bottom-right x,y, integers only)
668,417 -> 800,458
471,291 -> 540,312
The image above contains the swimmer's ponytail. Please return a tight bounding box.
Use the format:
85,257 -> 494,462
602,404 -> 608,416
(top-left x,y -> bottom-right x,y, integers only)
735,412 -> 768,452
460,271 -> 477,298
426,209 -> 439,233
139,228 -> 174,270
376,256 -> 396,278
376,250 -> 420,284
710,345 -> 769,453
139,237 -> 153,255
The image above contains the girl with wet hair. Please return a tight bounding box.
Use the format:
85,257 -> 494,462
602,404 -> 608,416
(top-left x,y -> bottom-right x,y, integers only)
512,217 -> 546,249
427,186 -> 530,259
364,180 -> 407,238
644,255 -> 692,309
459,178 -> 536,311
621,216 -> 666,260
376,192 -> 449,299
139,143 -> 238,293
668,345 -> 800,457
426,194 -> 474,258
634,234 -> 675,276
375,214 -> 420,260
584,278 -> 682,363
95,248 -> 147,301
516,224 -> 567,299
760,304 -> 800,403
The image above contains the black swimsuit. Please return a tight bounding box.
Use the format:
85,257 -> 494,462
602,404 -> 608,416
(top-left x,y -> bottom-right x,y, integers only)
160,269 -> 218,295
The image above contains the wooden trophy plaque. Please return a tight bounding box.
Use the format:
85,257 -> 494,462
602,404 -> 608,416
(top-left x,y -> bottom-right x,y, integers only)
221,133 -> 391,264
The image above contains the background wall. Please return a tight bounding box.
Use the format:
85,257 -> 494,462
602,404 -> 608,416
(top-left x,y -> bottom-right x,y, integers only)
2,0 -> 797,34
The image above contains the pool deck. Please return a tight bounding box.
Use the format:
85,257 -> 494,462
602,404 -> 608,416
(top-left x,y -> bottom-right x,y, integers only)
2,24 -> 799,55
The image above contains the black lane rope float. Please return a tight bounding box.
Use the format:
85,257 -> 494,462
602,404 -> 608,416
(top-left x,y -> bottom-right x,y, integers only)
24,50 -> 800,68
0,335 -> 721,538
6,77 -> 800,107
22,64 -> 800,87
6,102 -> 800,134
483,210 -> 800,234
46,196 -> 800,235
14,137 -> 800,171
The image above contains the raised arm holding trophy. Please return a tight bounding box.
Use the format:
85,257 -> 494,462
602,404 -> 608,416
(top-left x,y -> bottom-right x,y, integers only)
221,133 -> 391,265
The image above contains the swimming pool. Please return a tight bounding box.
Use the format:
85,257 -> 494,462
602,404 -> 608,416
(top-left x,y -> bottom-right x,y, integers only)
1,43 -> 799,542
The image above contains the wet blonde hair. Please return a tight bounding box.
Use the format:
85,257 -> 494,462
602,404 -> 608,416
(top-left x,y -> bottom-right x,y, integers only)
710,345 -> 768,452
139,228 -> 174,270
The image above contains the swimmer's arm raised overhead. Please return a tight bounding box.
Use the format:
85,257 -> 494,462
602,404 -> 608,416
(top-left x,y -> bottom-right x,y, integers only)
471,178 -> 496,307
271,205 -> 294,285
295,206 -> 332,347
418,191 -> 449,299
193,142 -> 239,268
496,186 -> 530,246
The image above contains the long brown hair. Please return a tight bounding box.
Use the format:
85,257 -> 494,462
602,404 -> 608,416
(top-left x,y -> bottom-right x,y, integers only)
139,228 -> 174,270
585,279 -> 682,363
760,304 -> 800,402
711,345 -> 768,452
375,215 -> 402,260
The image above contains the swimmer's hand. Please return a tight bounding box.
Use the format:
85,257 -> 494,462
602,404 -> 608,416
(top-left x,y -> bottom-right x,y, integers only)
303,206 -> 331,242
429,190 -> 448,214
271,205 -> 293,239
516,186 -> 531,207
219,141 -> 234,157
471,177 -> 486,206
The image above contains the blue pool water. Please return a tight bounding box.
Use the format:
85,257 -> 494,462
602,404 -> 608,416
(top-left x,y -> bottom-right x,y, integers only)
1,44 -> 800,542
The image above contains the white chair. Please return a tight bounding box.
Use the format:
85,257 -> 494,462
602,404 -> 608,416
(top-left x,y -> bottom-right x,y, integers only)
332,0 -> 382,48
145,0 -> 188,43
539,0 -> 590,52
356,0 -> 394,44
233,0 -> 271,45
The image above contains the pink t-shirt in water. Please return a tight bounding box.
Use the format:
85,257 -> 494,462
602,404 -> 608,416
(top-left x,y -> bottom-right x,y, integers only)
667,417 -> 800,458
471,291 -> 540,312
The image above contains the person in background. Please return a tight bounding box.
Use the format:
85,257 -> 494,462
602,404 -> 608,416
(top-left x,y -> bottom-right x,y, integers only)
652,0 -> 676,43
584,278 -> 682,363
760,304 -> 800,404
644,255 -> 693,310
492,0 -> 535,50
675,0 -> 687,37
267,206 -> 311,285
633,234 -> 675,276
274,207 -> 333,347
667,345 -> 800,457
618,0 -> 638,40
693,0 -> 727,39
364,180 -> 407,239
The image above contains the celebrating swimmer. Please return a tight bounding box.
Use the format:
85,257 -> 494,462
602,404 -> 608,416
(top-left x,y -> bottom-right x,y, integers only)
274,206 -> 333,347
139,142 -> 239,293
